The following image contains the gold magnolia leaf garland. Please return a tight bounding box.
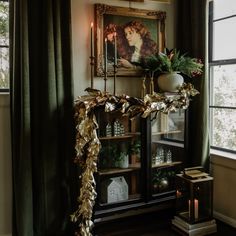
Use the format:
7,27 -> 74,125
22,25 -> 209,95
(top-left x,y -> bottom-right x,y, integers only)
71,105 -> 101,236
71,83 -> 199,236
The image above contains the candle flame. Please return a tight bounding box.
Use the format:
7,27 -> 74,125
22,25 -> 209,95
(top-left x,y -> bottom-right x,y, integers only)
105,38 -> 107,42
91,22 -> 93,28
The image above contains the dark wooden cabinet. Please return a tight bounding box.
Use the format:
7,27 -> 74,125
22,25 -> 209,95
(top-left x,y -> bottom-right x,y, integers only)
94,107 -> 186,223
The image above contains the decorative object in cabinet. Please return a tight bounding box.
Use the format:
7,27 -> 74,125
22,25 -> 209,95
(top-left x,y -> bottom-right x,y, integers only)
101,176 -> 128,204
71,84 -> 199,235
166,149 -> 172,163
99,143 -> 129,169
130,140 -> 141,164
152,168 -> 176,194
105,122 -> 112,136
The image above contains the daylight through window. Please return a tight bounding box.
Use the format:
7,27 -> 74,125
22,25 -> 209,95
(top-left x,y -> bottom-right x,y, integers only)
209,0 -> 236,152
0,0 -> 9,90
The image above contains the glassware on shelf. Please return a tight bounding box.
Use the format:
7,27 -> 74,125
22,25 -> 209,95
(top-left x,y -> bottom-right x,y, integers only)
118,152 -> 129,168
152,155 -> 157,165
113,120 -> 125,136
120,123 -> 125,135
166,149 -> 172,163
160,147 -> 165,163
155,147 -> 165,164
106,122 -> 112,137
113,119 -> 120,136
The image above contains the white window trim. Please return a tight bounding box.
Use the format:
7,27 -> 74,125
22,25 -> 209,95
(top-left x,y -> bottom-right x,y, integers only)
211,149 -> 236,161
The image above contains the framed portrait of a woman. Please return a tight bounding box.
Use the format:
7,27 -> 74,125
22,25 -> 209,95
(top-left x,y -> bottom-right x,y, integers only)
94,4 -> 166,77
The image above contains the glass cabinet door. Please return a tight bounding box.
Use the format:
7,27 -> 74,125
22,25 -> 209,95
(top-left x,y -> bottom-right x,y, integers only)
95,110 -> 142,208
162,109 -> 185,142
150,111 -> 185,197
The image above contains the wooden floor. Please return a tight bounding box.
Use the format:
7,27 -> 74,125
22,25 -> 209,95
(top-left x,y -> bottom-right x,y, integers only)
94,211 -> 236,236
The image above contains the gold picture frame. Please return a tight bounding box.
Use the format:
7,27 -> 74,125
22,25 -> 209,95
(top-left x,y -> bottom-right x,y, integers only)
94,4 -> 166,77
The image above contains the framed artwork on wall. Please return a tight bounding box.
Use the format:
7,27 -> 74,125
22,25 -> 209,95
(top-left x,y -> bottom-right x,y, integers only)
94,4 -> 166,77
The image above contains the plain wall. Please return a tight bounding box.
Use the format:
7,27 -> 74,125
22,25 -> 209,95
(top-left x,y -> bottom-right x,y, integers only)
211,153 -> 236,228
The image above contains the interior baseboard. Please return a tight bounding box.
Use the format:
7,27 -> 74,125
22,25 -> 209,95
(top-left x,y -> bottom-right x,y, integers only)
214,210 -> 236,228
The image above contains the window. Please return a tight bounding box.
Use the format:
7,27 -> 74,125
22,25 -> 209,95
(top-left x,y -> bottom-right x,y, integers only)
0,0 -> 9,91
209,0 -> 236,152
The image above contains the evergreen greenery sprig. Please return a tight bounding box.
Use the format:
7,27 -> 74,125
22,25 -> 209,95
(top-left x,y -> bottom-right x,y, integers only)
142,48 -> 204,78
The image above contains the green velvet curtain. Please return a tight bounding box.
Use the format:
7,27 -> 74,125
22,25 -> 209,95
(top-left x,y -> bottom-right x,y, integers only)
175,0 -> 209,170
10,0 -> 77,235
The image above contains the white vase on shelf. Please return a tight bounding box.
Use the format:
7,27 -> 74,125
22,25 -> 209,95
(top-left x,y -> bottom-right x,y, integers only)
118,153 -> 129,169
158,72 -> 184,92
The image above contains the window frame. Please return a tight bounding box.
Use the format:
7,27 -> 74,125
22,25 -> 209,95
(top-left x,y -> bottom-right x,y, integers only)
208,1 -> 236,154
0,0 -> 9,92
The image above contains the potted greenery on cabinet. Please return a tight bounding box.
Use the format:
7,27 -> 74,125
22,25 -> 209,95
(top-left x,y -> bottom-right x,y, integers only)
130,140 -> 141,164
142,48 -> 203,92
99,144 -> 129,169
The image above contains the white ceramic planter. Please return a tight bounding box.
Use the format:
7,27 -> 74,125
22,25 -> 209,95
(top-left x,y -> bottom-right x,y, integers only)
119,154 -> 129,168
157,72 -> 184,92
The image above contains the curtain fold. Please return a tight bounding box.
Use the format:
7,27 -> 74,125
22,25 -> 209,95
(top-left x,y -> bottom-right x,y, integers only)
175,0 -> 209,170
10,0 -> 77,235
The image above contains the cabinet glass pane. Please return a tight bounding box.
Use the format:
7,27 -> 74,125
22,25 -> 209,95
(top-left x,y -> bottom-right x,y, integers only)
151,110 -> 185,142
151,112 -> 183,197
152,167 -> 176,195
164,111 -> 185,142
96,111 -> 142,206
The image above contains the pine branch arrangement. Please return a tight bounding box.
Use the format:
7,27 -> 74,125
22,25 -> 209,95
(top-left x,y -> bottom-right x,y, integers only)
142,49 -> 204,78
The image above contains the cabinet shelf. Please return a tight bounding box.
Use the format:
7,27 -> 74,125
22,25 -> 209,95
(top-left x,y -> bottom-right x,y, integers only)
126,132 -> 141,136
153,140 -> 184,148
152,130 -> 182,136
98,193 -> 142,207
99,133 -> 140,140
98,164 -> 141,176
152,161 -> 182,169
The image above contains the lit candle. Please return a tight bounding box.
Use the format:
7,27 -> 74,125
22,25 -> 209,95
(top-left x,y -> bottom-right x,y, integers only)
188,199 -> 199,220
90,22 -> 94,58
176,190 -> 181,198
104,38 -> 107,73
194,199 -> 199,219
114,32 -> 117,66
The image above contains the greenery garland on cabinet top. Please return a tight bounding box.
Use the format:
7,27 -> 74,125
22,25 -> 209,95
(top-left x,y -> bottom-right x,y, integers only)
71,84 -> 199,236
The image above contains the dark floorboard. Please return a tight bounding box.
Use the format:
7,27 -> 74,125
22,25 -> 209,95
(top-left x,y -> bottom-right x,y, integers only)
94,211 -> 236,236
